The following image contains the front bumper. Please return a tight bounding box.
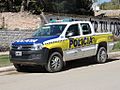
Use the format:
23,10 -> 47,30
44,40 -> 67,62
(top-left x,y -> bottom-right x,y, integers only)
10,48 -> 49,65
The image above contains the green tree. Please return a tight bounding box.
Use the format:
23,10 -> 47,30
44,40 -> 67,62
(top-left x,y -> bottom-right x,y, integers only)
112,0 -> 120,5
43,0 -> 94,15
0,0 -> 94,15
100,0 -> 120,10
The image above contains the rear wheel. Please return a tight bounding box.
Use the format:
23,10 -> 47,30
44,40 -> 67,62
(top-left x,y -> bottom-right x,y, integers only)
45,52 -> 64,73
96,47 -> 107,63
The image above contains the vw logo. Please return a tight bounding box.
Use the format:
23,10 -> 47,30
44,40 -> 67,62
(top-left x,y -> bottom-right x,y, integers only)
17,46 -> 22,50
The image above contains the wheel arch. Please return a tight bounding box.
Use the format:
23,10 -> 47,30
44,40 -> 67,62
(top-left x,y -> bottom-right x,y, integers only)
95,43 -> 108,63
49,47 -> 63,57
98,42 -> 107,50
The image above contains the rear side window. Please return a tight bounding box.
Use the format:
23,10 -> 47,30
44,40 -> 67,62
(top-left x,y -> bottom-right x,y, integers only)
80,23 -> 91,35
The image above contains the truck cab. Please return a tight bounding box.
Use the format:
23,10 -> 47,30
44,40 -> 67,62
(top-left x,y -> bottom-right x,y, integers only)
10,20 -> 114,72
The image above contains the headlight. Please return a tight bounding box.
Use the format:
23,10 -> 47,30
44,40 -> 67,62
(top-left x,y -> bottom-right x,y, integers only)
31,43 -> 43,50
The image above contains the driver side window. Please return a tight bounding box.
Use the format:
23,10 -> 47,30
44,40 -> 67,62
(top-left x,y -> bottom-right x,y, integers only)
66,24 -> 80,37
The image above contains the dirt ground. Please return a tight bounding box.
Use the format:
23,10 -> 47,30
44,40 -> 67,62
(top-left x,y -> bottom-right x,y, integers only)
0,12 -> 41,30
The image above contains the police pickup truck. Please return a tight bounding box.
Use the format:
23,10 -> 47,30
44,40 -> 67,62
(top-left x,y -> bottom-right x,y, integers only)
10,19 -> 114,72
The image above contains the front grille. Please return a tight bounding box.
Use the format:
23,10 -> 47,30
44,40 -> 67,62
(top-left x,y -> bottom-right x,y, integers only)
11,53 -> 41,60
12,45 -> 33,51
11,45 -> 42,60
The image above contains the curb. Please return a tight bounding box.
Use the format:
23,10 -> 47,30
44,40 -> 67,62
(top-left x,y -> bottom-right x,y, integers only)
109,51 -> 120,55
0,51 -> 120,73
108,51 -> 120,58
0,66 -> 15,73
0,51 -> 9,55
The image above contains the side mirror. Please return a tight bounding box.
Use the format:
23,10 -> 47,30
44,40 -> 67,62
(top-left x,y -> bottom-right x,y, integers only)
66,32 -> 74,38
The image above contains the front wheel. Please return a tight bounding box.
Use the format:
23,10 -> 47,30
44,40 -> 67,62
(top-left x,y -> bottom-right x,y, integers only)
45,52 -> 64,73
96,47 -> 107,63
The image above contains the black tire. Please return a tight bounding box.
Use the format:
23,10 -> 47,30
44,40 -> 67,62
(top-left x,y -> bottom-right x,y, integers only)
45,52 -> 64,73
95,47 -> 107,63
14,64 -> 28,72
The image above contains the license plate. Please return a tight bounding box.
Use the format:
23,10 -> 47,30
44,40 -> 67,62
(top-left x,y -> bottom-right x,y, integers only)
15,51 -> 22,56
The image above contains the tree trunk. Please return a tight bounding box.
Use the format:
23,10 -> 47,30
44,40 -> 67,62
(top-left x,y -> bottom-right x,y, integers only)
20,0 -> 25,12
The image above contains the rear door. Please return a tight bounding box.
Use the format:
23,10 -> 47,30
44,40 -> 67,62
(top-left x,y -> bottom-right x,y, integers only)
79,23 -> 96,57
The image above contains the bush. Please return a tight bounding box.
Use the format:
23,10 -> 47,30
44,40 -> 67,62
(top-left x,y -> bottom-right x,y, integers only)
112,41 -> 120,51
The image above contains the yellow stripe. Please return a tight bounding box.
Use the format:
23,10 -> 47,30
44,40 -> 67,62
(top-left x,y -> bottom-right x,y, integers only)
43,34 -> 113,51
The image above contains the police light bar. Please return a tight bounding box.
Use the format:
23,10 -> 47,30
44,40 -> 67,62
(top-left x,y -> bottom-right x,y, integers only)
50,18 -> 77,23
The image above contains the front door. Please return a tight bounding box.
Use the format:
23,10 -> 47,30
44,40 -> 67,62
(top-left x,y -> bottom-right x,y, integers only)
64,24 -> 83,61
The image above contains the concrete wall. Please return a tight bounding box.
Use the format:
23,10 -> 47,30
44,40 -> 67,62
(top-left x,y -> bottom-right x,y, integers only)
95,10 -> 120,17
0,29 -> 34,46
90,18 -> 120,36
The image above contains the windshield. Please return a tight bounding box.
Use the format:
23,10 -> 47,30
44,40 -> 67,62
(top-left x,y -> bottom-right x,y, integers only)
33,24 -> 67,37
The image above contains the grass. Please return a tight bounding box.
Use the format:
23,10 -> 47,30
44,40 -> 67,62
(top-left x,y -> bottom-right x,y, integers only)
112,41 -> 120,52
0,55 -> 12,67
